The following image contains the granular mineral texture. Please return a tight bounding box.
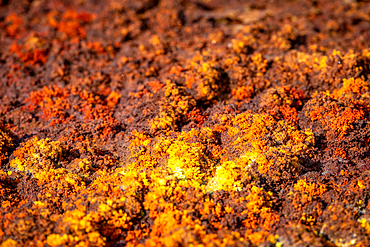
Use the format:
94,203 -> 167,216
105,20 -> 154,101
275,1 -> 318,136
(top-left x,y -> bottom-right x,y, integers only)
1,0 -> 370,246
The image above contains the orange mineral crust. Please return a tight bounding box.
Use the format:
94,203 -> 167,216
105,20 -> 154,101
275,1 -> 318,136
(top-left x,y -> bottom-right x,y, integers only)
2,0 -> 370,246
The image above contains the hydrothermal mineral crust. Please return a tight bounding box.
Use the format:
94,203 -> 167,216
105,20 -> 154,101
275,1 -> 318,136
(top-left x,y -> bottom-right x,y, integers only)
1,0 -> 370,246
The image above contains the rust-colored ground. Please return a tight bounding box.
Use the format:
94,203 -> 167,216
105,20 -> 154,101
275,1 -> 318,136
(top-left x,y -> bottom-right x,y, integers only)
1,0 -> 370,246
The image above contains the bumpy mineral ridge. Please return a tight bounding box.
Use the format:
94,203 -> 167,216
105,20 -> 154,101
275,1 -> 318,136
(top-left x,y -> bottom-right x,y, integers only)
1,0 -> 370,246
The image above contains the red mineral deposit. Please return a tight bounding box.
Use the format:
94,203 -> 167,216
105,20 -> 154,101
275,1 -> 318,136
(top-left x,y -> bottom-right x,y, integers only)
1,0 -> 370,246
